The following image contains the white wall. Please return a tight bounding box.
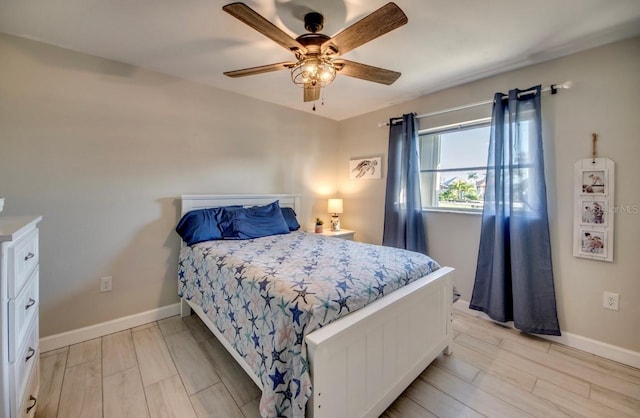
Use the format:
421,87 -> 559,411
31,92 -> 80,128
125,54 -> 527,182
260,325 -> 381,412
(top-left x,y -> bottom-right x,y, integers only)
0,34 -> 339,337
337,37 -> 640,352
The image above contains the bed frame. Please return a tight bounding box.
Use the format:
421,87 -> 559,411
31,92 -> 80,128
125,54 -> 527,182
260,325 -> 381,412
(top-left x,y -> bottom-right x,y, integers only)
179,194 -> 454,418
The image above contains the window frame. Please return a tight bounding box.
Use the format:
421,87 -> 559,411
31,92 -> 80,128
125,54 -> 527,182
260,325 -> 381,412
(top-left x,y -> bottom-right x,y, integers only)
418,118 -> 492,213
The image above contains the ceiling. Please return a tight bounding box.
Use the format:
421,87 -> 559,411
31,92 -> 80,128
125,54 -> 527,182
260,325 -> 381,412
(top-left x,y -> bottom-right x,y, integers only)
1,0 -> 639,121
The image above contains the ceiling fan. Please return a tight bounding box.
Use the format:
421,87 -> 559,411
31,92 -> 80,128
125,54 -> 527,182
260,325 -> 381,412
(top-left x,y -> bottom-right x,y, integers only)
222,2 -> 408,102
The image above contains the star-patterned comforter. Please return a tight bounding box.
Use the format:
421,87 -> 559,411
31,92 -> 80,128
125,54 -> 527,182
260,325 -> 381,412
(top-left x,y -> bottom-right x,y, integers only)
178,231 -> 440,418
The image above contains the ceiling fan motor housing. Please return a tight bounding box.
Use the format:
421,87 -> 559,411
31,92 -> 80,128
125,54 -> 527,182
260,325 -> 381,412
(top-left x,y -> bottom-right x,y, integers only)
304,12 -> 324,33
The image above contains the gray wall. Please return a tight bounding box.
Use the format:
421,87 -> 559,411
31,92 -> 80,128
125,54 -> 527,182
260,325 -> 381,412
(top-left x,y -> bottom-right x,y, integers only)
338,37 -> 640,352
0,34 -> 340,337
1,32 -> 638,354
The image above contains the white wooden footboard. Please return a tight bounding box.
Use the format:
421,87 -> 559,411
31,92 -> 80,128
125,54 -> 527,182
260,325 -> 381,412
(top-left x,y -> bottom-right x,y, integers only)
305,266 -> 453,418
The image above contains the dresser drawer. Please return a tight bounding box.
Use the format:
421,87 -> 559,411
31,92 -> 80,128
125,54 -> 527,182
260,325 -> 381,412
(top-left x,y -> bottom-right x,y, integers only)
10,315 -> 39,410
9,267 -> 39,361
9,229 -> 39,297
19,358 -> 39,418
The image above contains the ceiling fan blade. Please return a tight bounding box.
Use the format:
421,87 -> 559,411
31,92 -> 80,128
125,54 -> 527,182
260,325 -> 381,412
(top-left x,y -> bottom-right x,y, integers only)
304,85 -> 320,102
224,62 -> 296,78
334,59 -> 401,85
322,2 -> 407,56
223,2 -> 306,54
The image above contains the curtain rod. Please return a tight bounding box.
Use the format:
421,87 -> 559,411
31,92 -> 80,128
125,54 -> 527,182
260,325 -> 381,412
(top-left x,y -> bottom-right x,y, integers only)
417,116 -> 491,136
379,81 -> 572,127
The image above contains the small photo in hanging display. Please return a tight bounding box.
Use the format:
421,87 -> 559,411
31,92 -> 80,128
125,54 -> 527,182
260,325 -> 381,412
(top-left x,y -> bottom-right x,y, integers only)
580,200 -> 607,226
579,229 -> 607,257
581,170 -> 606,194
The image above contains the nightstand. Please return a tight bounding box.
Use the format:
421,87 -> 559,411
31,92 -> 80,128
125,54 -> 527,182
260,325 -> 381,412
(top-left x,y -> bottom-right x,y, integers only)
318,229 -> 355,240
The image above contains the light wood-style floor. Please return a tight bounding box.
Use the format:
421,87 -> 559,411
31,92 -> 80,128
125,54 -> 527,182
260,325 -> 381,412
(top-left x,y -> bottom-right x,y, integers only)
36,309 -> 640,418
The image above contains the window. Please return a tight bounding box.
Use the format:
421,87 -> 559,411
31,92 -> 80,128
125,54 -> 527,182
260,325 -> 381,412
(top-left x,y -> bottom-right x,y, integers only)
419,119 -> 491,211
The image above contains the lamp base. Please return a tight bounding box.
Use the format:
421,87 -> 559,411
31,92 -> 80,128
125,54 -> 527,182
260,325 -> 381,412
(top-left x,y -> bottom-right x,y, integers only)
330,215 -> 341,231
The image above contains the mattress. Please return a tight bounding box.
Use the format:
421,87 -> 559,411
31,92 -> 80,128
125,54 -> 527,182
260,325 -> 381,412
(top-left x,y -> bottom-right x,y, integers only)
178,231 -> 440,417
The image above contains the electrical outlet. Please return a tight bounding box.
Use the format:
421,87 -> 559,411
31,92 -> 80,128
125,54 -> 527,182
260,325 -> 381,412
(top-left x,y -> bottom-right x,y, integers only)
100,276 -> 113,292
603,291 -> 619,311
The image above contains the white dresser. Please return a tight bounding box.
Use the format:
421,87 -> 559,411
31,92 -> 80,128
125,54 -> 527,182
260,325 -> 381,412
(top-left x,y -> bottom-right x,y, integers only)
0,217 -> 41,418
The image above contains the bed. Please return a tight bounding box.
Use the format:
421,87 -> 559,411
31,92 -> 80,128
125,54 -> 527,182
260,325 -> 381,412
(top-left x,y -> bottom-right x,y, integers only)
178,194 -> 454,418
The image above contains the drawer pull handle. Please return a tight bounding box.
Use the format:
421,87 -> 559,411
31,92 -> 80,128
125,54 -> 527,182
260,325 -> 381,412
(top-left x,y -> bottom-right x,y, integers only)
26,395 -> 37,414
25,298 -> 36,310
25,347 -> 36,362
24,252 -> 35,261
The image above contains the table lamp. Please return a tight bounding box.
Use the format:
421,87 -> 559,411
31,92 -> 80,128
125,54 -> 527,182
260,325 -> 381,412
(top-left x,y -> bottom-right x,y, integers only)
328,198 -> 343,231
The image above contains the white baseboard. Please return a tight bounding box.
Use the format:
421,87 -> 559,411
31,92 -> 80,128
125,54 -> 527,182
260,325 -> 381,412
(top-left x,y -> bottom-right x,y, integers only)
40,303 -> 181,352
40,300 -> 640,369
454,299 -> 640,369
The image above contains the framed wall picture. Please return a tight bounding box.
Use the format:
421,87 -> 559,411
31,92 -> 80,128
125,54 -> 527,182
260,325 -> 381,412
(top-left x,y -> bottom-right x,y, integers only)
573,157 -> 615,262
349,157 -> 382,180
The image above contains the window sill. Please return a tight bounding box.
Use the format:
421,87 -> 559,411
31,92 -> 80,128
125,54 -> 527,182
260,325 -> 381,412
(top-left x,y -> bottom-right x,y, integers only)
422,208 -> 482,216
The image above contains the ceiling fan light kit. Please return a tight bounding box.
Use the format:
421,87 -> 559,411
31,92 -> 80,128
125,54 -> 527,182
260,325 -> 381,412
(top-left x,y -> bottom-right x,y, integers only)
291,57 -> 336,87
222,2 -> 407,103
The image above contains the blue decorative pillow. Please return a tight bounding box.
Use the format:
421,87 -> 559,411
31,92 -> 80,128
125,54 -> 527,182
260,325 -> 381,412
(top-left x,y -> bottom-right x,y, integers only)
280,207 -> 301,231
176,205 -> 243,244
232,201 -> 291,239
175,208 -> 221,245
217,206 -> 245,238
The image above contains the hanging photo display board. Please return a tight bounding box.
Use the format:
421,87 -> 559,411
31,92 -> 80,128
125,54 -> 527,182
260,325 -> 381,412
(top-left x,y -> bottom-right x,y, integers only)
573,157 -> 615,262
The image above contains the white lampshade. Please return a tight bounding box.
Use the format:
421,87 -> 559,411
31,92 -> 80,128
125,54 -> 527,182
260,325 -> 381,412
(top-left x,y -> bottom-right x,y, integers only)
327,198 -> 343,214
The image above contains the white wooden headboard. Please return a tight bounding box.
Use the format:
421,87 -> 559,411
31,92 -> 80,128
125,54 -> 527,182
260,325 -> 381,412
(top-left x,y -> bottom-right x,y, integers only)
180,194 -> 301,216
